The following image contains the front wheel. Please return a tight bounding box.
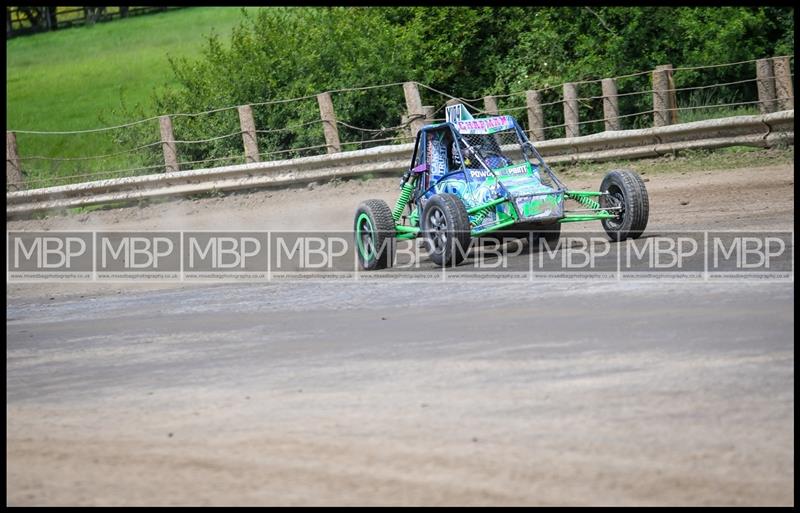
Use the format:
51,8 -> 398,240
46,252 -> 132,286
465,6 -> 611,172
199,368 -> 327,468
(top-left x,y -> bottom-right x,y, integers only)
421,193 -> 472,267
354,199 -> 395,270
599,170 -> 649,241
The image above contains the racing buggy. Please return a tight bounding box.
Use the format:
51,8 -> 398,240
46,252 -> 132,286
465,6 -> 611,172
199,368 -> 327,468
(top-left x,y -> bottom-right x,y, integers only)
354,104 -> 649,269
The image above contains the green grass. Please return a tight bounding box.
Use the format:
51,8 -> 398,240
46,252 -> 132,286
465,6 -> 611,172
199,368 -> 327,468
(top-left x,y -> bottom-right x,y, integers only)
558,146 -> 794,178
672,105 -> 759,124
7,7 -> 260,187
7,7 -> 258,130
672,86 -> 760,124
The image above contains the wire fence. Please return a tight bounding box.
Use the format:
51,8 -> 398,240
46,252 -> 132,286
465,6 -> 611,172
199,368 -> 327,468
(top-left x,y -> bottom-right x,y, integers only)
7,55 -> 794,191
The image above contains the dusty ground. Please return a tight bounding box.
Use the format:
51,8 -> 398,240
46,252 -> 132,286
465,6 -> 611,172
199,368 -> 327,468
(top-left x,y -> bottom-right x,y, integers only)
6,158 -> 795,506
6,162 -> 795,302
8,162 -> 795,233
7,280 -> 794,506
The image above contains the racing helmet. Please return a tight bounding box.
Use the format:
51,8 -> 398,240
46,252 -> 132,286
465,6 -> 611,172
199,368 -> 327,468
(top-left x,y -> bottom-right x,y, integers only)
451,142 -> 472,168
451,142 -> 461,167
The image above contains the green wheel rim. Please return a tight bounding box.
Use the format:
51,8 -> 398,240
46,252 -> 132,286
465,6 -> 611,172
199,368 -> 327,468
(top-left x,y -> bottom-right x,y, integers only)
355,212 -> 376,261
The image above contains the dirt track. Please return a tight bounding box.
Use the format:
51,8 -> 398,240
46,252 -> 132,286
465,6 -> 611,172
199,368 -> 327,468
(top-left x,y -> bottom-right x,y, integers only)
6,163 -> 795,506
7,163 -> 795,302
8,163 -> 795,234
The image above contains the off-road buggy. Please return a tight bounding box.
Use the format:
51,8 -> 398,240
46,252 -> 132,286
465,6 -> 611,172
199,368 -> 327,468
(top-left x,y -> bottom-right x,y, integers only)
354,104 -> 649,268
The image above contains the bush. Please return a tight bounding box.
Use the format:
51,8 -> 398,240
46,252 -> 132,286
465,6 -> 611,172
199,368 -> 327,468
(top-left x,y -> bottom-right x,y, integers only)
117,7 -> 420,169
115,6 -> 793,168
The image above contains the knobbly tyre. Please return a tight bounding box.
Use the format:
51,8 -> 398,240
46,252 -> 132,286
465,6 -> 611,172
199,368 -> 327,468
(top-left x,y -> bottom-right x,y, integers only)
354,104 -> 649,269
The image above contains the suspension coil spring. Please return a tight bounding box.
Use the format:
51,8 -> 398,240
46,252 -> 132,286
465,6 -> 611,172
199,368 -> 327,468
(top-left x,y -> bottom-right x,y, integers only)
567,192 -> 602,210
471,205 -> 494,226
393,181 -> 415,221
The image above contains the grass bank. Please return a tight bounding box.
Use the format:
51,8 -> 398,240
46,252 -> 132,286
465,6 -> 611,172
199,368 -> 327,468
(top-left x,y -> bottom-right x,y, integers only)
7,7 -> 258,187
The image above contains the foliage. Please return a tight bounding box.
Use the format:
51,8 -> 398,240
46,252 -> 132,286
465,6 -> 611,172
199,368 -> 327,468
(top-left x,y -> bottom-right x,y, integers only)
138,6 -> 792,163
138,7 -> 420,168
9,6 -> 794,185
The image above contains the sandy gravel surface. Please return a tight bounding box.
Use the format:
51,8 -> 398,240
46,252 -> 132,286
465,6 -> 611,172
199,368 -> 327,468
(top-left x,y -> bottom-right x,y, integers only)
6,162 -> 795,506
6,164 -> 794,302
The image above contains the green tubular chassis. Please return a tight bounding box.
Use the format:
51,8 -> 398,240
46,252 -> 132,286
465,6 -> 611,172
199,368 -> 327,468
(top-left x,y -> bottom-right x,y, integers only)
389,180 -> 617,241
354,105 -> 649,268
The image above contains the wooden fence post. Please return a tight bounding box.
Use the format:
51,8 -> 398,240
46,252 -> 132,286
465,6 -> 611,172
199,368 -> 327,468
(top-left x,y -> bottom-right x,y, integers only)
756,58 -> 778,114
237,105 -> 260,163
317,92 -> 341,154
526,90 -> 545,141
563,82 -> 579,138
403,82 -> 426,140
400,114 -> 411,140
6,131 -> 23,191
159,115 -> 179,173
601,78 -> 620,131
653,64 -> 676,127
772,56 -> 794,111
423,105 -> 435,124
483,96 -> 499,115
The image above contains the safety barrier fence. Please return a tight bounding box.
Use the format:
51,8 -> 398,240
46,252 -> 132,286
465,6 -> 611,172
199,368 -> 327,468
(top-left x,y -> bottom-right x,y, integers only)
6,109 -> 793,218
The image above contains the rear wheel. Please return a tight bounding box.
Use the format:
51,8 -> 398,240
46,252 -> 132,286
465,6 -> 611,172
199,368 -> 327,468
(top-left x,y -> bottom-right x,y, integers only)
599,170 -> 649,241
421,193 -> 472,267
354,199 -> 395,270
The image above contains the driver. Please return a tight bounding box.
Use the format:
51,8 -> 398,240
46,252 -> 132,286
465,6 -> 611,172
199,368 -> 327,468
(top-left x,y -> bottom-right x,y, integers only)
452,140 -> 510,169
476,137 -> 512,168
450,141 -> 474,169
